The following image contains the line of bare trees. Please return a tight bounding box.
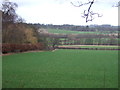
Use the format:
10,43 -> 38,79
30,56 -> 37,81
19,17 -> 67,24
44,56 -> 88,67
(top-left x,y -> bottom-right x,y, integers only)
1,0 -> 119,52
1,1 -> 45,53
2,1 -> 41,44
38,29 -> 118,50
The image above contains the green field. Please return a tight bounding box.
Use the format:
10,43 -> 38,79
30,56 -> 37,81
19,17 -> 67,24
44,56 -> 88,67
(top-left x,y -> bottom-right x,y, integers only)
79,46 -> 119,49
47,29 -> 117,34
61,45 -> 119,49
3,50 -> 118,88
47,29 -> 98,34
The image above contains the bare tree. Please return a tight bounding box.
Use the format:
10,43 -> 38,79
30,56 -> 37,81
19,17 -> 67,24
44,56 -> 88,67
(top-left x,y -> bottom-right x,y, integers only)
71,0 -> 102,23
2,1 -> 26,44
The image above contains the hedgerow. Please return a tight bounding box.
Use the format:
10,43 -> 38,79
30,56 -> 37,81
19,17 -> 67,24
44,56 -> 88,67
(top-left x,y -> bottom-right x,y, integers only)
2,43 -> 45,54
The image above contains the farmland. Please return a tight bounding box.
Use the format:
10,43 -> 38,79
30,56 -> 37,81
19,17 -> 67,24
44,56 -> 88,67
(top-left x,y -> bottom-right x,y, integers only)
47,29 -> 97,34
38,28 -> 118,46
3,49 -> 118,88
47,29 -> 118,34
59,45 -> 119,49
2,1 -> 119,89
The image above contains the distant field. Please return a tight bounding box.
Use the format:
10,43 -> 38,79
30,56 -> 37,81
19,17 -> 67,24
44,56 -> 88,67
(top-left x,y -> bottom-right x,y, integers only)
47,29 -> 118,45
3,50 -> 118,88
47,29 -> 117,34
47,29 -> 98,34
61,45 -> 119,49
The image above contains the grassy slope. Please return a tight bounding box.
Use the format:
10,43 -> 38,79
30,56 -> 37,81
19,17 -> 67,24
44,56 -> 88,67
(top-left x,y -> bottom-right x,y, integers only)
3,50 -> 118,88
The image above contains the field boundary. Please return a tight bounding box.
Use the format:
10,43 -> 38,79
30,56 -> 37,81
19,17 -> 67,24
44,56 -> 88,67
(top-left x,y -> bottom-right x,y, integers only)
56,46 -> 120,50
1,50 -> 45,56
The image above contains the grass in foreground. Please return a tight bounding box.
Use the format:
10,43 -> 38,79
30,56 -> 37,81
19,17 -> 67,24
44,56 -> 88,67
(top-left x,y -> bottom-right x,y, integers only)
3,50 -> 118,88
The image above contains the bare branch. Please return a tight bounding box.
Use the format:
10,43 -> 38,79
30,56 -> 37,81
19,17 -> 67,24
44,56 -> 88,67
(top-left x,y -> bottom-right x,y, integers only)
112,1 -> 120,7
70,1 -> 91,7
90,12 -> 103,17
71,0 -> 102,23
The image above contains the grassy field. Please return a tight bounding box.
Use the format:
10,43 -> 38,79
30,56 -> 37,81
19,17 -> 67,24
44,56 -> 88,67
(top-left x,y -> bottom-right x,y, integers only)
61,45 -> 119,49
3,50 -> 118,88
47,29 -> 98,34
79,45 -> 119,49
47,29 -> 117,34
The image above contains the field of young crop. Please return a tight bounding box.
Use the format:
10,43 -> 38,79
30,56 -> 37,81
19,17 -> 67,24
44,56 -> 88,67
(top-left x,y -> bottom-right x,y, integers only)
61,45 -> 119,49
47,29 -> 98,34
47,29 -> 117,34
76,45 -> 119,49
3,50 -> 118,88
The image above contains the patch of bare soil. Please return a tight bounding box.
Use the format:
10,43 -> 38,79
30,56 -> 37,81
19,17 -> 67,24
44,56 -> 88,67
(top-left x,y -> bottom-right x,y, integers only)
52,49 -> 58,52
1,53 -> 14,56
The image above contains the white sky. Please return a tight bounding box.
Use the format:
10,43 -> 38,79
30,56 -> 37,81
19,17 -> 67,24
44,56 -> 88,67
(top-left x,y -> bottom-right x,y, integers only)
2,0 -> 119,26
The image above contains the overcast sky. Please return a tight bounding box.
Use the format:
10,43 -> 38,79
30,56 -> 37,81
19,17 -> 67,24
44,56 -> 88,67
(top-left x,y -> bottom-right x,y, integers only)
3,0 -> 119,26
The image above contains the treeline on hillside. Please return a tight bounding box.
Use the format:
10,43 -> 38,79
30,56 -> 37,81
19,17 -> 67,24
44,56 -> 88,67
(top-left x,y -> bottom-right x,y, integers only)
38,31 -> 119,48
30,24 -> 118,32
1,1 -> 119,54
1,1 -> 44,53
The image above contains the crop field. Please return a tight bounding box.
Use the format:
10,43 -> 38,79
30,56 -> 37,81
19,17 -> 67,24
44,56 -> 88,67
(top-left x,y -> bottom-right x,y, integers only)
3,50 -> 118,88
47,29 -> 99,34
47,29 -> 117,34
61,45 -> 119,49
75,45 -> 119,49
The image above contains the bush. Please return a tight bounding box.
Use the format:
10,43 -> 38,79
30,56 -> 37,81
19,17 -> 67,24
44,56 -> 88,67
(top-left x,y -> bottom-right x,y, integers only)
2,43 -> 45,54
